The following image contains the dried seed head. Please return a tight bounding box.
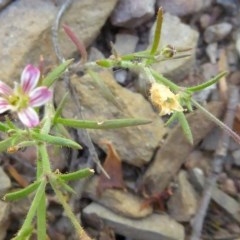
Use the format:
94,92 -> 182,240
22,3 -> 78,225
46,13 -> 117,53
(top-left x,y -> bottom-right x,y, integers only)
149,83 -> 183,116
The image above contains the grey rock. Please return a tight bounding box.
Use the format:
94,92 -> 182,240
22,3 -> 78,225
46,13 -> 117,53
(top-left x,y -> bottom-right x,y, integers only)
188,168 -> 205,192
157,0 -> 212,16
83,177 -> 153,218
83,203 -> 185,240
168,170 -> 198,222
0,0 -> 117,83
149,13 -> 199,82
111,0 -> 155,28
206,43 -> 218,64
204,22 -> 233,43
0,167 -> 11,196
59,0 -> 118,57
114,33 -> 139,55
55,70 -> 167,167
0,201 -> 10,240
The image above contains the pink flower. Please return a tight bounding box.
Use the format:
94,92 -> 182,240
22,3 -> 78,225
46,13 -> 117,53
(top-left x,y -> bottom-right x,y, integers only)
0,65 -> 52,128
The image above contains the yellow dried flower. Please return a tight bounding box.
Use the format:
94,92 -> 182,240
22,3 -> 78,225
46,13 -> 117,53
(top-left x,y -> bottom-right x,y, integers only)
149,83 -> 183,116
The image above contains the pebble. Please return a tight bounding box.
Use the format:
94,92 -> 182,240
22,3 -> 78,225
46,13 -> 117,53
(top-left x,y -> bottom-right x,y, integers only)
167,170 -> 198,222
157,0 -> 212,16
111,0 -> 155,28
220,178 -> 238,196
229,71 -> 240,85
206,43 -> 218,63
199,13 -> 211,29
204,22 -> 233,43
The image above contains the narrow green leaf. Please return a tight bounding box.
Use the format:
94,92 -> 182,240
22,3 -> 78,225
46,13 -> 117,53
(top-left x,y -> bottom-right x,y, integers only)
56,178 -> 76,194
0,137 -> 18,153
13,180 -> 47,240
96,59 -> 113,68
177,112 -> 193,144
3,181 -> 41,201
55,118 -> 152,129
54,92 -> 69,120
0,122 -> 10,132
42,59 -> 74,87
187,72 -> 227,93
58,168 -> 94,182
150,8 -> 163,56
31,132 -> 82,149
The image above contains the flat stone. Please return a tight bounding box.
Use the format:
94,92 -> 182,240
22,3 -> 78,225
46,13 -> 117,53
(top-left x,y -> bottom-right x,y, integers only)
83,176 -> 152,218
157,0 -> 212,16
0,167 -> 11,196
0,0 -> 117,83
168,170 -> 198,222
83,202 -> 185,240
111,0 -> 155,28
149,13 -> 199,82
142,102 -> 224,195
59,0 -> 118,57
55,70 -> 167,167
204,22 -> 233,43
114,32 -> 139,55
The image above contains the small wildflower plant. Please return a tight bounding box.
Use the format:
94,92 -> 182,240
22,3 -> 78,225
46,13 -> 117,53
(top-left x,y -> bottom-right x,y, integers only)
1,7 -> 240,240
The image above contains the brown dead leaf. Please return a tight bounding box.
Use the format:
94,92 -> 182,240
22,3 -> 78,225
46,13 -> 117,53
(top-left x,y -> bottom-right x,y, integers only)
6,164 -> 29,187
97,141 -> 125,195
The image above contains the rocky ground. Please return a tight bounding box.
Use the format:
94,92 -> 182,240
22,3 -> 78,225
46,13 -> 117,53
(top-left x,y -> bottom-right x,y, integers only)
0,0 -> 240,239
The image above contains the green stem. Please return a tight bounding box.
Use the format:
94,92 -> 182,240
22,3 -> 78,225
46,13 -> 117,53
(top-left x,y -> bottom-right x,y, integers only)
38,143 -> 51,173
14,180 -> 47,240
37,194 -> 46,240
192,99 -> 240,145
150,68 -> 180,91
50,178 -> 92,240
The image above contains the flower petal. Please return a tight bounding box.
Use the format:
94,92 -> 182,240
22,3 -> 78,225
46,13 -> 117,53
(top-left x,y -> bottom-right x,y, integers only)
21,65 -> 40,93
0,81 -> 13,96
29,87 -> 52,107
18,107 -> 39,128
0,98 -> 12,113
